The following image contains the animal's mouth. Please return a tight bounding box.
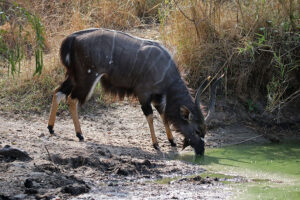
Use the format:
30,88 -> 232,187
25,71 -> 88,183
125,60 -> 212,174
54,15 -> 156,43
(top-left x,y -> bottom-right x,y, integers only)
182,136 -> 205,156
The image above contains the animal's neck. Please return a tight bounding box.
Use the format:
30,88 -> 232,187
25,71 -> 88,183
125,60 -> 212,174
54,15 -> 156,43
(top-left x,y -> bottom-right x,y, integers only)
165,79 -> 194,128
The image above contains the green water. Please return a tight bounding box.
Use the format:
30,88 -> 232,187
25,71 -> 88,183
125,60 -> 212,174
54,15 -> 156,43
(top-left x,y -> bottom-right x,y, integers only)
176,142 -> 300,200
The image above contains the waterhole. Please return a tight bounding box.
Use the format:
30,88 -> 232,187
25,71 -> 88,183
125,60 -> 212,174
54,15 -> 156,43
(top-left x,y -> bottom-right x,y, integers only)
175,142 -> 300,199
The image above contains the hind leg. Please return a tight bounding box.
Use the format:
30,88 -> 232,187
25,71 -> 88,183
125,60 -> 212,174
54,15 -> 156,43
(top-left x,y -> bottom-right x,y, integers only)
67,95 -> 84,141
67,74 -> 103,141
47,78 -> 72,135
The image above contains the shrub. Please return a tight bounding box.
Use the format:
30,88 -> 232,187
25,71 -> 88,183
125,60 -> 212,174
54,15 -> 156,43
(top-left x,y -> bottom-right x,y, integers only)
160,0 -> 299,112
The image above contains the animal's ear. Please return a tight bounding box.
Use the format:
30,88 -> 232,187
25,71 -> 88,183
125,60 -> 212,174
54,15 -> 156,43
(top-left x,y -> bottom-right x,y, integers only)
180,105 -> 191,121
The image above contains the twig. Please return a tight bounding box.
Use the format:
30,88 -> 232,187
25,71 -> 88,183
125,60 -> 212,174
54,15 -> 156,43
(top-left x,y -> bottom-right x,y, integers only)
173,0 -> 194,22
44,145 -> 62,172
145,3 -> 161,14
221,135 -> 263,147
200,53 -> 234,95
44,145 -> 54,163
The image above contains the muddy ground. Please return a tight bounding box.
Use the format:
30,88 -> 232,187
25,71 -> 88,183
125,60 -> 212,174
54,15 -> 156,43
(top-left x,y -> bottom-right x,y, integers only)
3,95 -> 297,200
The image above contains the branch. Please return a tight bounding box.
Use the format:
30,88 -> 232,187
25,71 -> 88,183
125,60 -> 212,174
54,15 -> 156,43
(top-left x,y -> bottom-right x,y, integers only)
173,0 -> 194,22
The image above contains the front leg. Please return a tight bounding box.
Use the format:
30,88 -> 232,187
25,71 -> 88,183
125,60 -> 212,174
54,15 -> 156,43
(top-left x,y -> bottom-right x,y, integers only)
141,103 -> 159,150
153,99 -> 176,147
160,114 -> 176,147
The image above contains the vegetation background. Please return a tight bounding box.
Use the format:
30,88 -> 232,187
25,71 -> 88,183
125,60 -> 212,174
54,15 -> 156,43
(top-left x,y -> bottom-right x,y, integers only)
0,0 -> 299,121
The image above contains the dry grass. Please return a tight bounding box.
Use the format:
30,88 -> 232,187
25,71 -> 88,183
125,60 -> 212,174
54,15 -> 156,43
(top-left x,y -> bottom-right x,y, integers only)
160,0 -> 300,111
0,0 -> 299,114
0,0 -> 163,114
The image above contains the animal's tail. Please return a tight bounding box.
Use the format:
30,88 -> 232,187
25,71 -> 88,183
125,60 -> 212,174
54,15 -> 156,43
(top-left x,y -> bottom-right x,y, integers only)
60,36 -> 75,76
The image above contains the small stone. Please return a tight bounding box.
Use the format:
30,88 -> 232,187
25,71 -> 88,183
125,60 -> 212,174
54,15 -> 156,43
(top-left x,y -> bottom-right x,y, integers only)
108,182 -> 114,186
24,179 -> 33,188
116,168 -> 129,176
25,188 -> 38,194
192,176 -> 202,181
142,159 -> 151,167
61,184 -> 90,196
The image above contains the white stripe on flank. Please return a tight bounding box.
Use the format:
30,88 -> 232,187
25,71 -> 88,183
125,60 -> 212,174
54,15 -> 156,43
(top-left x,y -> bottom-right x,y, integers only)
141,47 -> 153,68
85,74 -> 104,102
65,53 -> 70,65
150,51 -> 164,68
128,40 -> 145,77
101,28 -> 173,68
133,40 -> 144,67
154,58 -> 173,85
110,31 -> 117,64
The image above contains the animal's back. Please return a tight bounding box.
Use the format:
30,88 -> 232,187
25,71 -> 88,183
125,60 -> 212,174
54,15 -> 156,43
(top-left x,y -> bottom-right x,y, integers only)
62,28 -> 180,100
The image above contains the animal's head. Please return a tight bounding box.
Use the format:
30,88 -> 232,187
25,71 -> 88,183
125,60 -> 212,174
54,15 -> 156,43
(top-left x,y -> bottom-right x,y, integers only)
179,75 -> 223,156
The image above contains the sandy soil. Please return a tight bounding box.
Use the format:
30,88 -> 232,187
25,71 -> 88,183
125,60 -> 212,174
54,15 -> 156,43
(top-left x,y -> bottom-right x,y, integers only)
0,99 -> 271,200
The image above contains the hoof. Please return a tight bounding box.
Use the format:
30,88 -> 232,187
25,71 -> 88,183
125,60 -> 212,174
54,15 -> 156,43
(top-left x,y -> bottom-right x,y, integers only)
47,125 -> 54,135
76,132 -> 84,142
153,143 -> 160,150
169,139 -> 177,147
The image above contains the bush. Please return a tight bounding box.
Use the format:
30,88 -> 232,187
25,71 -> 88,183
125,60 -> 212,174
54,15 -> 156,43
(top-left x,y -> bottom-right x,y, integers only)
160,0 -> 299,112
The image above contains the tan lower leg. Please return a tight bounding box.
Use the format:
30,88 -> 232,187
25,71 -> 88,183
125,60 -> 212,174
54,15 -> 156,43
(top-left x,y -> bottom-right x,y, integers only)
146,114 -> 158,146
48,92 -> 58,128
48,89 -> 62,134
67,96 -> 83,138
160,114 -> 174,141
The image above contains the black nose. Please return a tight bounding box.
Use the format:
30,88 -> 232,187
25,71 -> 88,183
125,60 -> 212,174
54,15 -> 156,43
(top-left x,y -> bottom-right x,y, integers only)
195,149 -> 205,156
195,145 -> 205,156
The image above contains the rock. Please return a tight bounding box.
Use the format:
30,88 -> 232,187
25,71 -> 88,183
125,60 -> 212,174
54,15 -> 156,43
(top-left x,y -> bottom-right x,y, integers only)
61,184 -> 90,196
38,133 -> 45,138
13,194 -> 27,199
192,176 -> 202,181
107,182 -> 118,187
116,168 -> 129,176
0,145 -> 32,162
35,194 -> 54,200
24,189 -> 38,195
35,194 -> 55,200
0,194 -> 12,200
108,182 -> 114,186
142,159 -> 151,167
24,179 -> 33,188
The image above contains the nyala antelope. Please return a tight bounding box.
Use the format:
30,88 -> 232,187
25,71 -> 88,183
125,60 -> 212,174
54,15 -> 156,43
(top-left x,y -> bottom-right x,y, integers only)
47,28 -> 223,155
